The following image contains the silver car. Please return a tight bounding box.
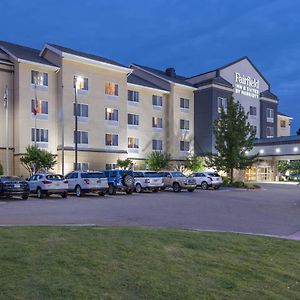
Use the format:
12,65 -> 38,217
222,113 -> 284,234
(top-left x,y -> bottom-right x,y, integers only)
190,172 -> 223,190
28,173 -> 68,198
133,171 -> 163,193
65,171 -> 109,197
158,171 -> 196,192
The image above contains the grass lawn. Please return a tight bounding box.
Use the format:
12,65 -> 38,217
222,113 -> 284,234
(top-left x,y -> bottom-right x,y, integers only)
0,227 -> 300,299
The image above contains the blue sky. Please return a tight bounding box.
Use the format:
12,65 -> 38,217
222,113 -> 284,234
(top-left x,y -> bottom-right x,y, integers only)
1,0 -> 300,132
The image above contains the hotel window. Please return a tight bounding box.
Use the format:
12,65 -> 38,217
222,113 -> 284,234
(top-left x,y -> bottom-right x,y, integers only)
266,127 -> 274,138
218,97 -> 227,113
280,120 -> 286,128
180,141 -> 190,152
74,103 -> 88,118
180,98 -> 190,109
31,128 -> 49,143
105,108 -> 119,121
128,90 -> 139,102
74,162 -> 89,171
180,119 -> 190,130
152,95 -> 163,107
249,106 -> 257,116
106,163 -> 117,170
31,71 -> 48,86
266,108 -> 274,123
74,131 -> 88,144
105,82 -> 118,96
250,125 -> 257,134
105,134 -> 118,146
31,99 -> 48,115
152,139 -> 163,151
152,117 -> 163,128
128,137 -> 139,149
74,76 -> 88,91
128,113 -> 139,125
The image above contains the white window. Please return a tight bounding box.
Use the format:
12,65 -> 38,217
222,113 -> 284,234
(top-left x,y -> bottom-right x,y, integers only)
267,108 -> 274,123
74,103 -> 88,118
74,76 -> 88,90
105,82 -> 118,96
180,98 -> 190,109
180,119 -> 189,130
128,90 -> 139,102
31,128 -> 49,143
74,162 -> 89,171
280,120 -> 286,128
106,134 -> 118,146
31,70 -> 48,86
180,141 -> 190,151
128,137 -> 139,149
106,163 -> 117,170
266,126 -> 274,138
31,99 -> 48,115
218,97 -> 227,113
152,139 -> 163,151
152,95 -> 163,107
105,108 -> 119,121
74,131 -> 88,144
249,106 -> 257,116
128,113 -> 139,126
152,117 -> 163,128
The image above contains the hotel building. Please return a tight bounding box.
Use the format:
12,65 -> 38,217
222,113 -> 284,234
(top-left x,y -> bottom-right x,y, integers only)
0,40 -> 297,180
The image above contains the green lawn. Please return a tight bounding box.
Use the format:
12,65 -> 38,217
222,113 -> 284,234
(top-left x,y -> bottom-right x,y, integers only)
0,227 -> 300,299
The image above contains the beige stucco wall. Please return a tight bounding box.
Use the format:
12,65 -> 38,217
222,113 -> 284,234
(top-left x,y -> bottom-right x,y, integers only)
277,115 -> 291,137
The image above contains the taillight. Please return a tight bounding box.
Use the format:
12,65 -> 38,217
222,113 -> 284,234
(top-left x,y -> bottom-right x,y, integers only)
42,180 -> 52,184
145,179 -> 150,183
84,179 -> 90,184
63,180 -> 68,184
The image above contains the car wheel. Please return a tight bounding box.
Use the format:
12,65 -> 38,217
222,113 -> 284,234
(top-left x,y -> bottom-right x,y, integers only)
98,191 -> 105,196
160,187 -> 166,191
75,185 -> 82,197
135,183 -> 142,193
123,175 -> 134,187
61,192 -> 68,198
152,188 -> 158,193
37,188 -> 44,199
173,182 -> 181,192
188,188 -> 195,192
108,184 -> 116,195
214,186 -> 220,190
126,189 -> 133,195
22,194 -> 29,200
201,181 -> 208,190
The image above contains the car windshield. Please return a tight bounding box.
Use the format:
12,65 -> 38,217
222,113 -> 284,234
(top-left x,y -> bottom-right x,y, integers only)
46,175 -> 64,181
171,172 -> 185,177
0,176 -> 22,182
208,173 -> 220,177
144,172 -> 160,177
82,172 -> 105,179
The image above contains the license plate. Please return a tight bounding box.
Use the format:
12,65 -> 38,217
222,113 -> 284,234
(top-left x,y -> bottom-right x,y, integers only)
14,184 -> 21,188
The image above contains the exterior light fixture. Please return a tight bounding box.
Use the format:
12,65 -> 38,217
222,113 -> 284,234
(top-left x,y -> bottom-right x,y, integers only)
293,147 -> 299,152
275,148 -> 280,153
259,149 -> 264,154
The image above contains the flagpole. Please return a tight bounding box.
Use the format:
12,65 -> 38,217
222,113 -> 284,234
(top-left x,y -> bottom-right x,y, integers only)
4,85 -> 9,175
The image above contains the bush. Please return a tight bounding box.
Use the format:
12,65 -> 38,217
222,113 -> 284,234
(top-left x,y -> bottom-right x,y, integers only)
222,177 -> 260,189
0,163 -> 3,175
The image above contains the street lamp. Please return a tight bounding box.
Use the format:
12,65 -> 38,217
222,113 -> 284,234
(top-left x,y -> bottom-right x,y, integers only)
74,76 -> 83,170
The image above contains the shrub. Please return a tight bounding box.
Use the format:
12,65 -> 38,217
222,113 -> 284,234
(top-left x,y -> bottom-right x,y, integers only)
0,163 -> 3,175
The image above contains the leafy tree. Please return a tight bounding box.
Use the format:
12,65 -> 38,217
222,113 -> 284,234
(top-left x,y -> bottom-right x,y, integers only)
20,145 -> 57,176
277,161 -> 290,174
207,97 -> 257,183
297,128 -> 300,135
0,163 -> 3,175
117,158 -> 133,170
289,160 -> 300,175
146,151 -> 171,171
184,155 -> 205,173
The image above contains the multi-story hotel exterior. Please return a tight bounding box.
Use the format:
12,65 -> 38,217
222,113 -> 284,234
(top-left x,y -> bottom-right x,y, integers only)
0,40 -> 297,180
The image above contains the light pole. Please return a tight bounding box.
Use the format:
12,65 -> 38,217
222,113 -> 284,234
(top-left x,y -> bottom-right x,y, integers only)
3,85 -> 9,175
74,76 -> 83,170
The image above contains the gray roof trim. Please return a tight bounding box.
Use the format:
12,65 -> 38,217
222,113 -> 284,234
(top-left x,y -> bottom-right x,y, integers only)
278,112 -> 293,119
254,136 -> 300,146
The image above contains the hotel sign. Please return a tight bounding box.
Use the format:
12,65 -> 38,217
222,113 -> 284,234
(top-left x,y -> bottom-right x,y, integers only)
234,72 -> 259,99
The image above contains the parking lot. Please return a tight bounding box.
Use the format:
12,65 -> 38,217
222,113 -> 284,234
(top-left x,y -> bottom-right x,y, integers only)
0,183 -> 300,238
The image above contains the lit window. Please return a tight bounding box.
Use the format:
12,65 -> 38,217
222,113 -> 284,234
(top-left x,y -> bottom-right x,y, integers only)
180,98 -> 189,109
152,139 -> 163,150
266,127 -> 274,138
31,71 -> 48,86
74,131 -> 88,144
218,97 -> 227,113
180,119 -> 189,130
152,117 -> 162,128
105,82 -> 118,96
280,120 -> 286,128
267,108 -> 274,123
105,108 -> 118,121
105,134 -> 118,146
128,90 -> 139,102
74,76 -> 88,90
249,106 -> 257,116
180,141 -> 190,151
31,128 -> 49,143
74,103 -> 88,118
31,99 -> 48,115
128,113 -> 139,125
152,95 -> 163,107
128,137 -> 139,149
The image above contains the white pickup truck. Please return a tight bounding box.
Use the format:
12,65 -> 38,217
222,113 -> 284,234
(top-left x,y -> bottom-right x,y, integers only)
133,171 -> 163,193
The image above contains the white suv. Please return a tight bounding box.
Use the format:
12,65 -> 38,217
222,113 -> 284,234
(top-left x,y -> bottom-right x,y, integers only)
133,171 -> 163,193
190,172 -> 223,190
65,171 -> 109,197
27,173 -> 68,198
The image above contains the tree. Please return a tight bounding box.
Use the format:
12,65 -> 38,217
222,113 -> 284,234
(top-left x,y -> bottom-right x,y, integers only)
117,158 -> 133,170
20,145 -> 57,176
297,128 -> 300,136
146,151 -> 171,171
207,97 -> 257,183
0,163 -> 3,175
184,155 -> 205,173
289,160 -> 300,176
278,161 -> 290,174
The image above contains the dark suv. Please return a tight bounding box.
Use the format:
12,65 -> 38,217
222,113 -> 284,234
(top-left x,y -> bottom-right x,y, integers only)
103,170 -> 134,195
0,176 -> 29,200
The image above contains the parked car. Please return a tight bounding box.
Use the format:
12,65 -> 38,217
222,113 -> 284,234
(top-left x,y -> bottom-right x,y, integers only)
103,170 -> 134,195
65,171 -> 108,197
133,171 -> 163,193
27,173 -> 68,198
0,176 -> 29,200
190,172 -> 223,190
158,171 -> 196,192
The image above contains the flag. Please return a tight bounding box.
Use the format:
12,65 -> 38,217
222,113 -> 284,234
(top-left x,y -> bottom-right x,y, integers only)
3,85 -> 8,109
